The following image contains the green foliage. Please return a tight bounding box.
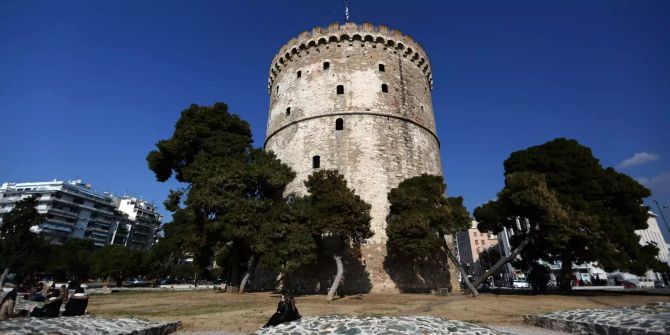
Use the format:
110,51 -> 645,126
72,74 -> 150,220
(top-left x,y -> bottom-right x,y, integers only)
0,197 -> 47,276
257,196 -> 317,274
474,138 -> 663,282
49,238 -> 95,281
478,246 -> 501,272
304,170 -> 373,250
146,102 -> 297,284
386,174 -> 470,259
91,245 -> 145,283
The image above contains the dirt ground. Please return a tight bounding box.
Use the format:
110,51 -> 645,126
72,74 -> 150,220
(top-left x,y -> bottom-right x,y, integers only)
87,290 -> 670,334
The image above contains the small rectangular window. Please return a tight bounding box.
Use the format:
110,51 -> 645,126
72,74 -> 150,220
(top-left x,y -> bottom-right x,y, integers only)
337,85 -> 344,94
475,240 -> 479,245
323,62 -> 330,70
312,155 -> 320,169
297,71 -> 302,78
381,84 -> 388,93
379,64 -> 385,72
286,107 -> 291,116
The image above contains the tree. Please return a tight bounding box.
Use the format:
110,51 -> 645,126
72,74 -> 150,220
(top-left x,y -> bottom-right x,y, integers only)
0,197 -> 46,288
49,238 -> 95,282
303,170 -> 372,301
256,196 -> 318,287
477,246 -> 501,276
146,102 -> 295,292
92,245 -> 145,286
386,175 -> 475,295
475,138 -> 666,290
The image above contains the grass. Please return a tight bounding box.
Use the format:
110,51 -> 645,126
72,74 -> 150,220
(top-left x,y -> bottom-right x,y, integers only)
87,289 -> 670,334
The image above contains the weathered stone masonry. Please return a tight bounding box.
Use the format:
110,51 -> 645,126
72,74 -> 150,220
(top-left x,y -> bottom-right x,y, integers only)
264,22 -> 443,293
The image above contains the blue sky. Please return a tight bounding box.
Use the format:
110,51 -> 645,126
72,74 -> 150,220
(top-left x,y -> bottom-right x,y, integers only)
1,1 -> 669,236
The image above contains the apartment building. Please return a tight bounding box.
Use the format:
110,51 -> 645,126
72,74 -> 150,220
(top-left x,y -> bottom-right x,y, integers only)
0,180 -> 162,249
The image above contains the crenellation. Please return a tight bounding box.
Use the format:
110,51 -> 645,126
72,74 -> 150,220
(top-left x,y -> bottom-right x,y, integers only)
268,23 -> 433,94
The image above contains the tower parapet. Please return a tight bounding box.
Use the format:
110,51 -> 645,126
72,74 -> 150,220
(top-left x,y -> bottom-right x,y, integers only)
268,22 -> 433,94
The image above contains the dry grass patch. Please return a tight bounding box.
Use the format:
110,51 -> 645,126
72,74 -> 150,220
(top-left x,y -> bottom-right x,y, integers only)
87,290 -> 670,333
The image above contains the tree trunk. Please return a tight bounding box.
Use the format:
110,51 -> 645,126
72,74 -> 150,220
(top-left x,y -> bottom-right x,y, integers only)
228,246 -> 240,293
443,235 -> 461,293
326,254 -> 343,301
559,254 -> 573,291
470,236 -> 531,289
0,268 -> 9,289
443,243 -> 479,297
239,254 -> 258,294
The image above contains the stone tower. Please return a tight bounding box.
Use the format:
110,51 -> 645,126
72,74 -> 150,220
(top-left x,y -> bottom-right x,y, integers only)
264,22 -> 442,293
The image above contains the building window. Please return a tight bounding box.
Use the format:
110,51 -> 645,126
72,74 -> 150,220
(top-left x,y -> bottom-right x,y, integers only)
323,62 -> 330,70
286,107 -> 291,116
336,118 -> 343,130
379,64 -> 385,72
297,71 -> 302,78
481,240 -> 485,245
473,232 -> 477,237
337,85 -> 344,94
475,240 -> 479,245
312,155 -> 320,169
276,85 -> 279,93
381,84 -> 388,93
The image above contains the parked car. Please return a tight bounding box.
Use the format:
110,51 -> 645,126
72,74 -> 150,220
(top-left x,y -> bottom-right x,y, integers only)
129,278 -> 146,287
512,280 -> 530,288
654,281 -> 666,289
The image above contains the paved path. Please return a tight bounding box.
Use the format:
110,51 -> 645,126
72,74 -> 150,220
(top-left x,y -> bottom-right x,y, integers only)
525,301 -> 670,334
0,315 -> 180,335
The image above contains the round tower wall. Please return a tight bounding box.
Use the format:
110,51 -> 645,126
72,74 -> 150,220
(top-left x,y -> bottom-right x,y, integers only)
264,23 -> 444,293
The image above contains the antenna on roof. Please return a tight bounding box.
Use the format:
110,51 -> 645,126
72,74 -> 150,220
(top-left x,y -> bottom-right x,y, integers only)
344,0 -> 350,22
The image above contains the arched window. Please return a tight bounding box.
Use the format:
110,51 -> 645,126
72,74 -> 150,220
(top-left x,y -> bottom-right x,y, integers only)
381,84 -> 388,93
323,62 -> 330,70
379,64 -> 385,72
297,71 -> 302,78
337,85 -> 344,94
336,118 -> 343,130
312,155 -> 320,169
286,107 -> 291,116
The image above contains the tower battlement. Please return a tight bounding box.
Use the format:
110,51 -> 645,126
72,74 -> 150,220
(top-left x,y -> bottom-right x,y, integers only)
268,22 -> 433,94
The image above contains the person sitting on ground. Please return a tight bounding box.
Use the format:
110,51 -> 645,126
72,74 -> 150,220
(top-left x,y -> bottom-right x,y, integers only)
30,291 -> 62,318
62,287 -> 88,317
263,294 -> 301,328
0,289 -> 18,321
58,284 -> 69,305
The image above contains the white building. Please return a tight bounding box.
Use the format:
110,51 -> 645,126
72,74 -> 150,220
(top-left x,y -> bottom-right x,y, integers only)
0,180 -> 162,250
0,180 -> 117,247
111,196 -> 162,250
634,211 -> 670,283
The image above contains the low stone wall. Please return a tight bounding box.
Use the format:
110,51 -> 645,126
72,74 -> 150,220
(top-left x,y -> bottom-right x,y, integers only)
524,302 -> 670,335
0,315 -> 180,335
255,315 -> 512,334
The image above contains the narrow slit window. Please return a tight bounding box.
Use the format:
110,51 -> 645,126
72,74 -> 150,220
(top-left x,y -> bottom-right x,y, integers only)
336,118 -> 343,130
276,85 -> 279,93
379,64 -> 385,72
381,84 -> 388,93
337,85 -> 344,94
323,62 -> 330,70
297,71 -> 302,78
312,155 -> 320,169
286,107 -> 291,116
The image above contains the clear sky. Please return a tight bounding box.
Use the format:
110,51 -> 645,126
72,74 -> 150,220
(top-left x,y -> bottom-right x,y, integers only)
1,1 -> 669,236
